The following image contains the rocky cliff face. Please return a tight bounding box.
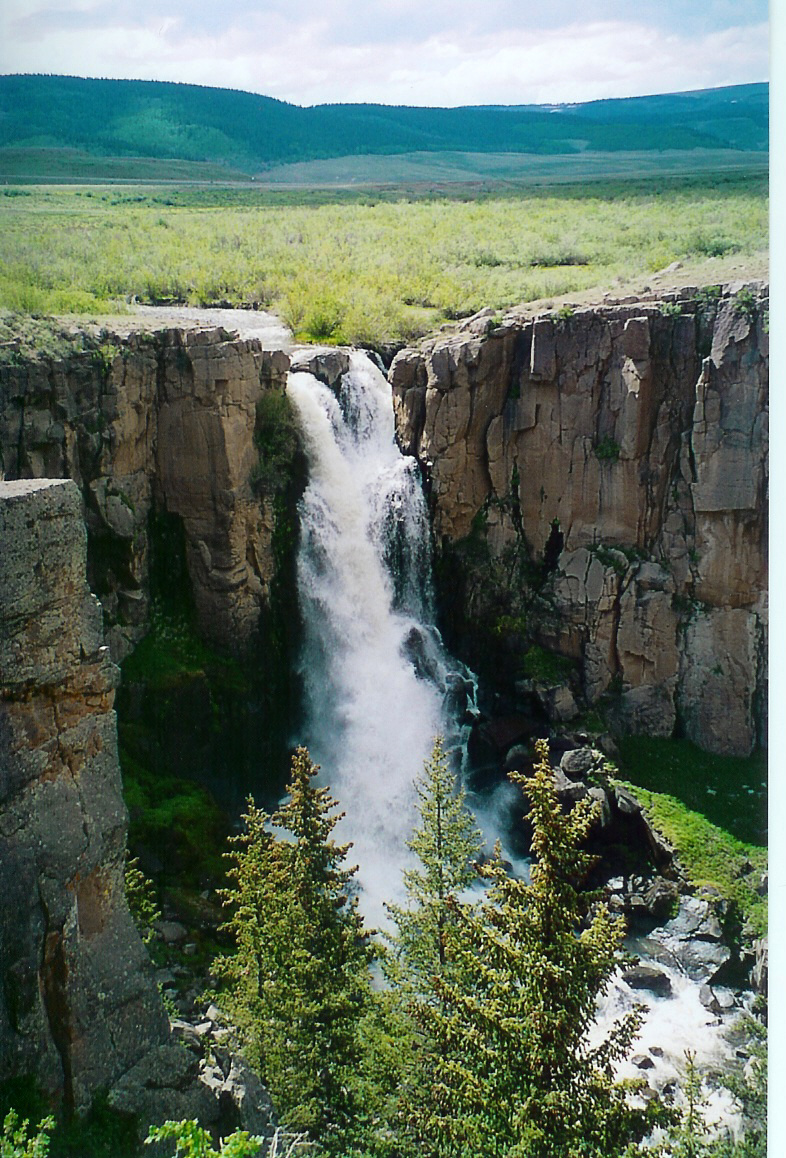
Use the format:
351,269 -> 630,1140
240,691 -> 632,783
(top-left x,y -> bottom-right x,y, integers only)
391,285 -> 768,757
0,327 -> 289,662
0,478 -> 169,1110
0,295 -> 767,767
0,478 -> 278,1134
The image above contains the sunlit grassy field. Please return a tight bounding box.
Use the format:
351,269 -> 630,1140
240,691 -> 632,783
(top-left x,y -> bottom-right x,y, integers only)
0,173 -> 767,346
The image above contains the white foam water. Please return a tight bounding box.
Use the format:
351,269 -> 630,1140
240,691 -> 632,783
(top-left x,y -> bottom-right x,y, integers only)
288,352 -> 476,927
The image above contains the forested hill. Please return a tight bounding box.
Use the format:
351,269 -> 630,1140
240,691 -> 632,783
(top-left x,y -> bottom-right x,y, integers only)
0,74 -> 768,176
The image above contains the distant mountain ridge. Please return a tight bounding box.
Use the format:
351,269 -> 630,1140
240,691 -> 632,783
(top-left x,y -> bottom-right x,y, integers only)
0,74 -> 768,178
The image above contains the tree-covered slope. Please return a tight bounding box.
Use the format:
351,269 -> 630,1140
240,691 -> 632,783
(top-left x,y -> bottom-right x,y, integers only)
0,74 -> 768,175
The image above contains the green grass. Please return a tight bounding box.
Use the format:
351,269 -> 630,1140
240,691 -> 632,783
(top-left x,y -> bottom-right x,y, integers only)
253,147 -> 768,188
616,735 -> 766,846
0,173 -> 768,346
616,779 -> 767,937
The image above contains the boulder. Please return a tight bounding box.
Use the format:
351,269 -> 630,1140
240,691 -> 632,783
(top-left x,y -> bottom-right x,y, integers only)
622,964 -> 673,997
646,897 -> 732,983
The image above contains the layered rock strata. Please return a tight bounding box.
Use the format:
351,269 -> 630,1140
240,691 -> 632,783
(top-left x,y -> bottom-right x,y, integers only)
391,285 -> 768,756
0,478 -> 169,1110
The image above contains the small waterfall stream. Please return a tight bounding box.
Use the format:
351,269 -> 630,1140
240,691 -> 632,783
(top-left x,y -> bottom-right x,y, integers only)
286,349 -> 745,1130
287,351 -> 476,926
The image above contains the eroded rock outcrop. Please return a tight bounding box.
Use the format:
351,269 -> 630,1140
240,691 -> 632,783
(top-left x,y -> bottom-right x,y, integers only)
391,285 -> 768,756
0,478 -> 276,1136
0,478 -> 169,1109
0,328 -> 290,661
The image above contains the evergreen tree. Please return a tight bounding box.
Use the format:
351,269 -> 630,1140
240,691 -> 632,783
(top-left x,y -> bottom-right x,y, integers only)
384,735 -> 484,997
409,738 -> 658,1158
214,747 -> 373,1152
371,736 -> 483,1156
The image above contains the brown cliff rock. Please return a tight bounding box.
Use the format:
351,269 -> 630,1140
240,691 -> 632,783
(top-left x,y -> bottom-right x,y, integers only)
0,327 -> 291,661
391,285 -> 768,756
0,478 -> 170,1110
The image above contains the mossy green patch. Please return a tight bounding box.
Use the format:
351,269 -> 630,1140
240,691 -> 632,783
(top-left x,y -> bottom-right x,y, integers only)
616,735 -> 766,846
121,608 -> 248,695
520,644 -> 575,685
120,747 -> 227,883
615,779 -> 767,937
250,387 -> 300,498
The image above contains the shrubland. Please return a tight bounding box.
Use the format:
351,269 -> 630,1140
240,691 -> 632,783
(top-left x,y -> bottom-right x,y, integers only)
0,174 -> 767,346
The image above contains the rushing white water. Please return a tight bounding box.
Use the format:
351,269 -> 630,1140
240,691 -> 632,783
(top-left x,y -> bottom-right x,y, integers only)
288,351 -> 476,926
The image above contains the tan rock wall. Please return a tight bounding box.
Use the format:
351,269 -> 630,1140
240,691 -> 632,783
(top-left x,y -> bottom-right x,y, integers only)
0,330 -> 291,660
391,285 -> 768,756
0,479 -> 169,1109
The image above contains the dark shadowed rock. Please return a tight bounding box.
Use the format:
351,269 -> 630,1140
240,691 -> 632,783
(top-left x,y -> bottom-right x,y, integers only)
643,879 -> 680,920
560,748 -> 598,779
622,965 -> 673,997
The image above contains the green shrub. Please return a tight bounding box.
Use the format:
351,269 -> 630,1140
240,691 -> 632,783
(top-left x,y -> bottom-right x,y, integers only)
594,435 -> 621,462
1,1110 -> 54,1158
251,389 -> 299,498
733,286 -> 758,321
124,855 -> 160,945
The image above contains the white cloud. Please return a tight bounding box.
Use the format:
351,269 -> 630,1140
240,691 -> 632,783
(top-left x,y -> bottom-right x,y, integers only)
0,5 -> 769,106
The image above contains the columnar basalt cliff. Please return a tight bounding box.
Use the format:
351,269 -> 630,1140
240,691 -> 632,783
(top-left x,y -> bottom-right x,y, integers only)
390,285 -> 768,757
0,327 -> 289,663
0,478 -> 169,1109
0,293 -> 768,770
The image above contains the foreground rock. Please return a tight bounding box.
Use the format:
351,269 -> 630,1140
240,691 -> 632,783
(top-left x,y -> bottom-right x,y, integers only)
0,479 -> 274,1138
0,479 -> 169,1110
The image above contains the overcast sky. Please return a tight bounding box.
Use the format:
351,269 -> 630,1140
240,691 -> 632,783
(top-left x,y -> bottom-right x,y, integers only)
0,0 -> 770,107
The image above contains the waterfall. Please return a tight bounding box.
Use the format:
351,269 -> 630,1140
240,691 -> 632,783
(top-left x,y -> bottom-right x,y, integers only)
287,351 -> 476,925
286,350 -> 746,1132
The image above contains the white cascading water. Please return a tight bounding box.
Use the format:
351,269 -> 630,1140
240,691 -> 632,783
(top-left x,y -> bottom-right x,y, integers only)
287,351 -> 476,927
287,350 -> 744,1133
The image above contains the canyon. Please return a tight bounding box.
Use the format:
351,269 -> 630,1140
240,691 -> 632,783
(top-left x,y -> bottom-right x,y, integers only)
0,281 -> 768,1117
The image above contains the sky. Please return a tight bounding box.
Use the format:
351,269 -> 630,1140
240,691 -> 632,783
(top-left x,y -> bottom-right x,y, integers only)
0,0 -> 770,108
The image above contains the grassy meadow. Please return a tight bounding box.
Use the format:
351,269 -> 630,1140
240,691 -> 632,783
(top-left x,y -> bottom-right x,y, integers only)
0,172 -> 768,346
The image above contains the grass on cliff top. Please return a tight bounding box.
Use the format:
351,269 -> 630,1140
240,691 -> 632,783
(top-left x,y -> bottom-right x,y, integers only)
0,172 -> 767,346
